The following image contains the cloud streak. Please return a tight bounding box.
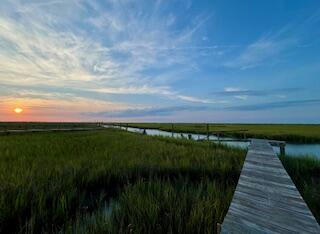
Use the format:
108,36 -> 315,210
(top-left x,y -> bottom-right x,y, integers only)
84,105 -> 209,118
1,1 -> 319,122
225,99 -> 320,111
84,98 -> 320,118
212,88 -> 302,97
224,29 -> 298,69
0,0 -> 215,108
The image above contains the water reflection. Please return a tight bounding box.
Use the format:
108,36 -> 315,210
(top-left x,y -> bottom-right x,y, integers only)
104,125 -> 320,159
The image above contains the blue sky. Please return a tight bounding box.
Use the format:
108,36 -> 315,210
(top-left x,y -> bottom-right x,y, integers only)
0,0 -> 320,122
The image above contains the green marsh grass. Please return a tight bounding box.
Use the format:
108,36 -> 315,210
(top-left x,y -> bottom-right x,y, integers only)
280,155 -> 320,222
0,128 -> 319,233
0,122 -> 99,131
120,123 -> 320,143
69,179 -> 235,234
0,129 -> 245,233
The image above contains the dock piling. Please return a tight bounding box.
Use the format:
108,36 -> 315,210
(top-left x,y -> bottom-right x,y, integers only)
171,123 -> 174,138
217,223 -> 221,234
280,143 -> 286,156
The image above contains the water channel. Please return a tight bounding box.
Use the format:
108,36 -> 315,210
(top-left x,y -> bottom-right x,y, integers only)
104,125 -> 320,159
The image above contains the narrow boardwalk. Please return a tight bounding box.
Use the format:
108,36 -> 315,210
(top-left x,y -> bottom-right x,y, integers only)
221,139 -> 320,233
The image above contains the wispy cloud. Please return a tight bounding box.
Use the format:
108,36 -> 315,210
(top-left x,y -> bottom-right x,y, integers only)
212,87 -> 302,100
84,105 -> 208,118
224,30 -> 298,69
84,98 -> 320,118
1,0 -> 319,122
225,99 -> 320,111
176,95 -> 223,104
0,0 -> 215,111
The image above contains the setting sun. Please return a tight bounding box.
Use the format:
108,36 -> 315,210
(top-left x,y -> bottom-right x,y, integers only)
14,107 -> 23,114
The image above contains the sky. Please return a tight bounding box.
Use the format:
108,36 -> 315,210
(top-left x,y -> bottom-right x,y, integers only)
0,0 -> 320,123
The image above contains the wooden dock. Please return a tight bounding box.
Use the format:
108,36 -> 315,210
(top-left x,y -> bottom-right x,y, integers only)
221,139 -> 320,233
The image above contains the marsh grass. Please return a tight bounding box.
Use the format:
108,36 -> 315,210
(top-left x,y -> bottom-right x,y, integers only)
0,122 -> 99,131
280,155 -> 320,222
0,128 -> 319,233
68,179 -> 235,234
121,123 -> 320,143
0,129 -> 245,233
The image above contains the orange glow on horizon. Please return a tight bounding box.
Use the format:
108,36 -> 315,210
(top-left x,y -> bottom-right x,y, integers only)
14,107 -> 23,114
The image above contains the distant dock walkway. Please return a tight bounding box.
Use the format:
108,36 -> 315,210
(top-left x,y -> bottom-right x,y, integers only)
221,139 -> 320,233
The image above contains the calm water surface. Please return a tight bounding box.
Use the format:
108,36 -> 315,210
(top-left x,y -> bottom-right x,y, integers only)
104,125 -> 320,159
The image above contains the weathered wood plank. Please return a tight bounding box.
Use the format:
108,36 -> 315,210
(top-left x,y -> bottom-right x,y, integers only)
221,139 -> 320,234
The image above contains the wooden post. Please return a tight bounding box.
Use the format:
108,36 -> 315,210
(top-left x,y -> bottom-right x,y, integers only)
171,123 -> 174,138
280,143 -> 285,156
217,223 -> 221,234
142,129 -> 146,135
126,123 -> 128,131
206,123 -> 209,141
188,134 -> 192,140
